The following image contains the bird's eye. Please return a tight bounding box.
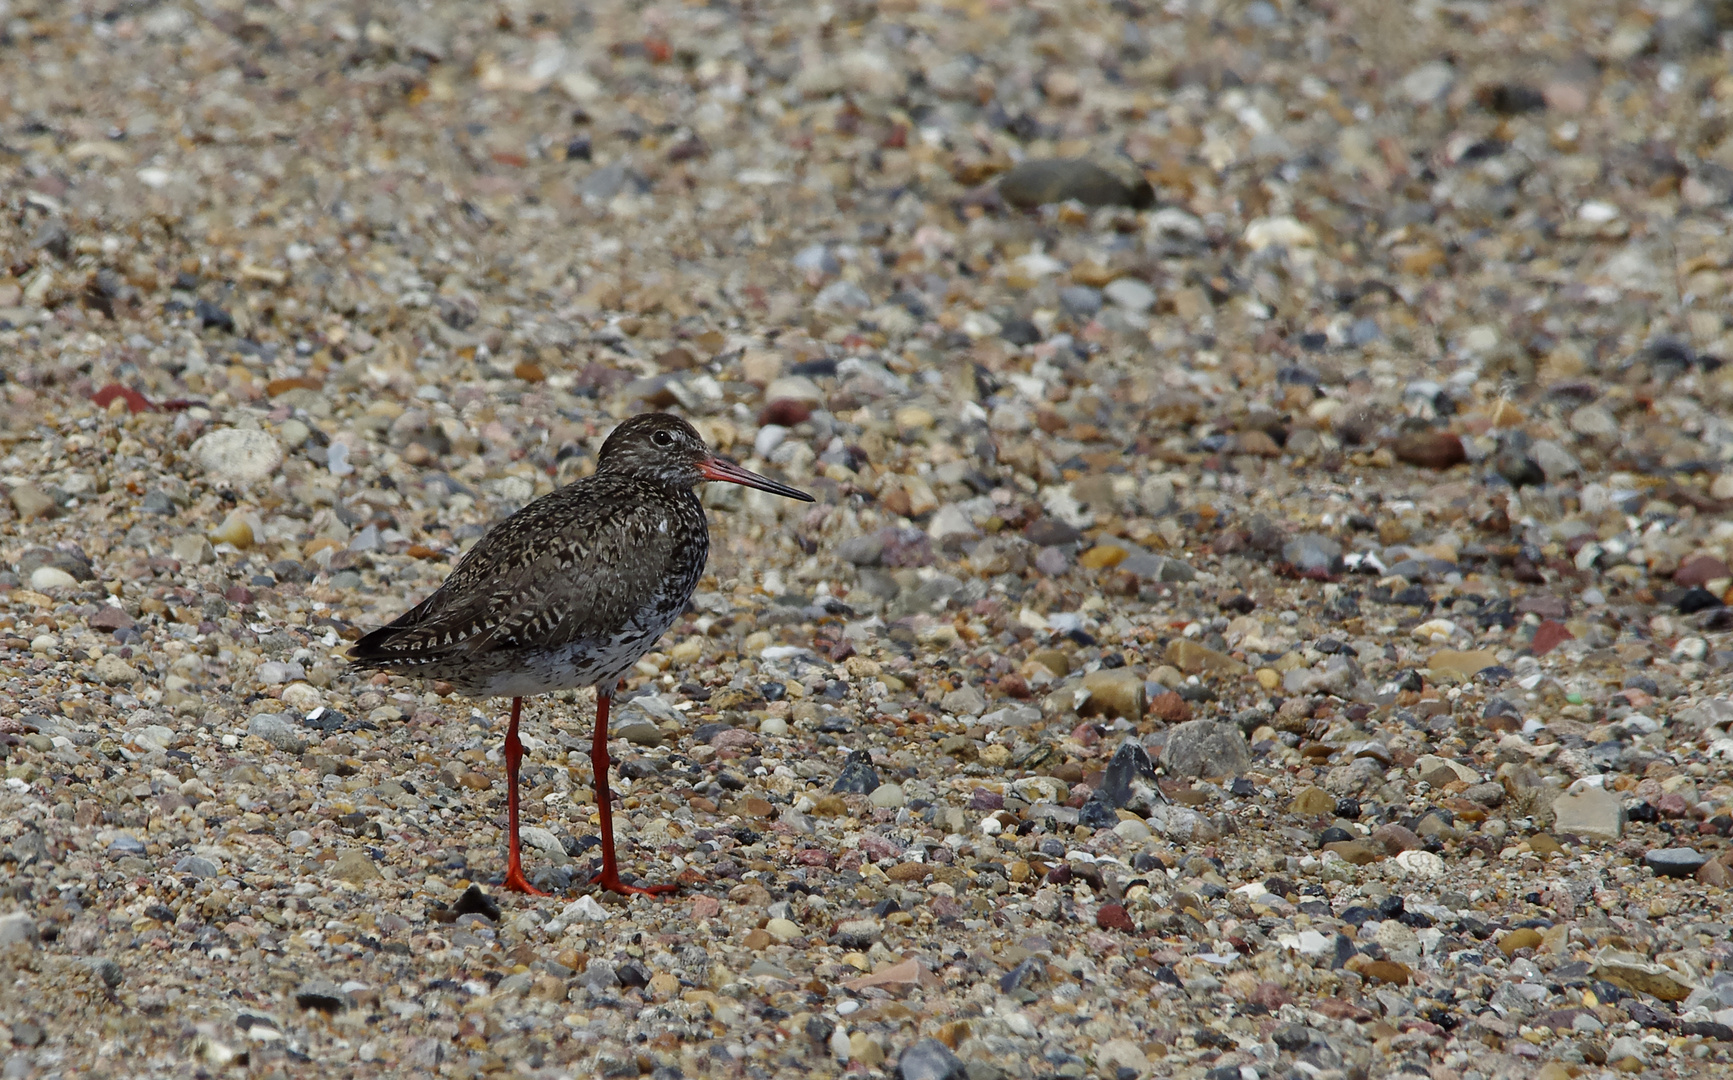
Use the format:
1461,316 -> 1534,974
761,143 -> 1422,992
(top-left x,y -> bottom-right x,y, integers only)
652,430 -> 674,447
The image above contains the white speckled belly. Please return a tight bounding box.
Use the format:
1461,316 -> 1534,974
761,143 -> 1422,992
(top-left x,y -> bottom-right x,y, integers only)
466,621 -> 674,699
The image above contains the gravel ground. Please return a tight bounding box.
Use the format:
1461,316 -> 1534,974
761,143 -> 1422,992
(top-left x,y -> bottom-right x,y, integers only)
6,1 -> 1733,1078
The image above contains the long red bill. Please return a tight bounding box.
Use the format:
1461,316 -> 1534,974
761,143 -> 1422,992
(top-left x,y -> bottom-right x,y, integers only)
698,457 -> 815,502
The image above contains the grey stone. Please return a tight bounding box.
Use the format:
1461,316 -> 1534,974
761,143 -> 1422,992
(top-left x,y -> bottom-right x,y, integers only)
1033,546 -> 1071,575
897,1038 -> 967,1080
833,918 -> 881,949
106,834 -> 146,857
15,546 -> 93,581
1097,739 -> 1163,811
0,911 -> 39,948
173,855 -> 219,879
1059,285 -> 1102,318
1530,439 -> 1580,480
83,957 -> 123,988
927,504 -> 978,546
576,162 -> 644,202
246,713 -> 307,753
294,978 -> 351,1013
578,960 -> 620,990
1569,403 -> 1618,439
814,280 -> 872,313
1282,533 -> 1342,575
978,705 -> 1041,729
1102,277 -> 1157,313
1400,60 -> 1454,105
869,782 -> 906,809
791,243 -> 840,276
1145,803 -> 1219,843
998,158 -> 1154,210
190,428 -> 283,484
1325,758 -> 1384,796
837,533 -> 886,566
1162,720 -> 1253,778
1552,786 -> 1623,842
1645,848 -> 1709,878
832,750 -> 880,794
939,683 -> 987,717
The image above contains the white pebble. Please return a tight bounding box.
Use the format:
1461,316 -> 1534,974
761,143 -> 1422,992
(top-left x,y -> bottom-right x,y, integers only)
1394,849 -> 1445,877
29,566 -> 78,590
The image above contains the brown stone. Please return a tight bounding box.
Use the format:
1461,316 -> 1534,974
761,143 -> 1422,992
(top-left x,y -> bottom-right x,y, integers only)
1592,949 -> 1694,1002
1392,430 -> 1466,469
742,928 -> 772,950
1528,833 -> 1564,856
1357,959 -> 1413,985
886,862 -> 930,882
1321,840 -> 1384,865
89,607 -> 135,631
1079,543 -> 1129,570
1313,998 -> 1374,1021
1371,823 -> 1423,854
654,346 -> 699,370
1235,430 -> 1282,457
840,958 -> 939,995
10,484 -> 55,521
1149,691 -> 1191,723
1289,786 -> 1335,816
1165,639 -> 1248,677
1499,928 -> 1544,956
1427,649 -> 1498,678
329,849 -> 382,884
1030,649 -> 1071,677
1675,554 -> 1732,587
1096,903 -> 1135,932
1531,620 -> 1573,657
1079,669 -> 1146,719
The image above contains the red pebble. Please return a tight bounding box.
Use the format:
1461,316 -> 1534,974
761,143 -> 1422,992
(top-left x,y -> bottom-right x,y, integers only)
758,399 -> 814,426
690,896 -> 721,919
1675,554 -> 1733,588
91,383 -> 153,413
1250,981 -> 1292,1009
1150,691 -> 1192,723
794,848 -> 833,866
1095,903 -> 1135,932
1658,793 -> 1689,818
1530,619 -> 1573,657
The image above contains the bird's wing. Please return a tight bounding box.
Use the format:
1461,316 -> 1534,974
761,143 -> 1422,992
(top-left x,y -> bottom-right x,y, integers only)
351,485 -> 695,667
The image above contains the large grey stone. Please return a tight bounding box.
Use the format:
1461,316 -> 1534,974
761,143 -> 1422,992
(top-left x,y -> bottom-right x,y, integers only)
1161,720 -> 1253,778
0,911 -> 39,948
1552,786 -> 1623,842
246,713 -> 307,753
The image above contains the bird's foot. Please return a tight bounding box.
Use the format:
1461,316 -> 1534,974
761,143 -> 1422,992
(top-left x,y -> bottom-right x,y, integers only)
590,870 -> 677,898
503,866 -> 551,896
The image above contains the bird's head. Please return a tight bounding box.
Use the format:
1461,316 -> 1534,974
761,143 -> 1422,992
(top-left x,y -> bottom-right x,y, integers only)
597,413 -> 814,502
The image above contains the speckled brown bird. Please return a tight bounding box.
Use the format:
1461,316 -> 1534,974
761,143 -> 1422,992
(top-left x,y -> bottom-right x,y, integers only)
349,413 -> 813,896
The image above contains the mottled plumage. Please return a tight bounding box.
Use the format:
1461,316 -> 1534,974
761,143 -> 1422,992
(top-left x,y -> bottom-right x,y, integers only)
349,413 -> 813,897
349,471 -> 709,697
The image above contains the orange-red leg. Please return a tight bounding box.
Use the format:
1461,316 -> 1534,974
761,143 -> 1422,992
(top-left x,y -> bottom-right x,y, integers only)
590,685 -> 676,897
502,697 -> 548,896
